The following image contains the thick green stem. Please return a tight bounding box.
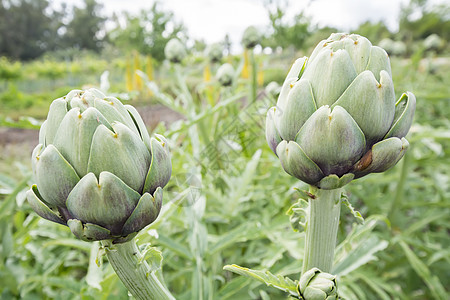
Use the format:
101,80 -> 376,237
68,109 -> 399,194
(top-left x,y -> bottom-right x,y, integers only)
103,239 -> 175,300
302,187 -> 342,275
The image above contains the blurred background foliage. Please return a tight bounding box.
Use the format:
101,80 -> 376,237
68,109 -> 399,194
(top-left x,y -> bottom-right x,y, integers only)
0,0 -> 449,299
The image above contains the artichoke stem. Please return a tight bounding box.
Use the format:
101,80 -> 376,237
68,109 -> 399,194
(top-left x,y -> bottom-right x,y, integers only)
103,239 -> 175,300
302,187 -> 342,275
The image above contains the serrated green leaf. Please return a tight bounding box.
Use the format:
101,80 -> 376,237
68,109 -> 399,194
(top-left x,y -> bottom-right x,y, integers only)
399,240 -> 447,300
286,198 -> 309,232
139,244 -> 163,273
86,241 -> 103,290
223,264 -> 298,296
341,193 -> 364,224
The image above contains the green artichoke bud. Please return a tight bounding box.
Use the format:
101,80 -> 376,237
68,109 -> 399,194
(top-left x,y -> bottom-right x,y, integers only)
266,33 -> 416,190
424,34 -> 443,52
378,38 -> 395,56
206,42 -> 224,63
241,26 -> 261,49
165,38 -> 186,63
26,89 -> 172,243
392,40 -> 406,56
298,268 -> 338,300
216,63 -> 235,86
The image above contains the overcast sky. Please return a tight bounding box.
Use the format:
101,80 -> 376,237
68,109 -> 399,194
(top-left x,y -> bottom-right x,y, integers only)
52,0 -> 443,50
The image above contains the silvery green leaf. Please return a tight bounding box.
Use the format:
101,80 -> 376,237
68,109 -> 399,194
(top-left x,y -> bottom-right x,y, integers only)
223,264 -> 298,297
340,193 -> 364,225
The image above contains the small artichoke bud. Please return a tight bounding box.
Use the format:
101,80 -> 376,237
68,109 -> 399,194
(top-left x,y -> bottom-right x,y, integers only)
241,26 -> 261,49
27,89 -> 172,243
266,33 -> 416,190
216,63 -> 235,86
165,38 -> 186,63
392,40 -> 406,56
298,268 -> 338,300
378,38 -> 395,56
424,34 -> 443,52
206,43 -> 224,63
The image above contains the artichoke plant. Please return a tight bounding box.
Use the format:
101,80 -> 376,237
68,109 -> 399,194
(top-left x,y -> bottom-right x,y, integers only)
266,33 -> 416,190
216,63 -> 235,86
241,26 -> 261,49
207,42 -> 224,63
165,38 -> 186,63
424,34 -> 443,52
298,268 -> 338,300
26,88 -> 171,243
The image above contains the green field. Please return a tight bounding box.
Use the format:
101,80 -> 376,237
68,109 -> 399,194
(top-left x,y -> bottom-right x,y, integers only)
1,1 -> 449,299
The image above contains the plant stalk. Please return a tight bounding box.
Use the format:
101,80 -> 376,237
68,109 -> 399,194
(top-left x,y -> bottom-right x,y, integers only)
388,151 -> 410,228
302,187 -> 342,275
102,239 -> 175,300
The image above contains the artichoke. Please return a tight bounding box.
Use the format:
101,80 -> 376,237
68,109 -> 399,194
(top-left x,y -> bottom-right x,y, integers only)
241,26 -> 261,49
378,38 -> 394,55
266,33 -> 416,190
216,63 -> 235,86
392,40 -> 407,56
298,268 -> 338,300
206,43 -> 224,63
424,34 -> 443,52
165,38 -> 186,63
26,89 -> 171,243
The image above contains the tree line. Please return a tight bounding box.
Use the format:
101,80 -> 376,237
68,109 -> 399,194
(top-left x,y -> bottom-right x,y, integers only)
0,0 -> 448,61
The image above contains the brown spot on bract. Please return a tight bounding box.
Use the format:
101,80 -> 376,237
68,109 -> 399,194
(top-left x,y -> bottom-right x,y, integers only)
356,150 -> 372,171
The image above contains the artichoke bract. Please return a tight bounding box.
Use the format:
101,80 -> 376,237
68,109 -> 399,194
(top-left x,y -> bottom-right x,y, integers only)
298,268 -> 338,300
266,33 -> 416,190
26,89 -> 171,243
